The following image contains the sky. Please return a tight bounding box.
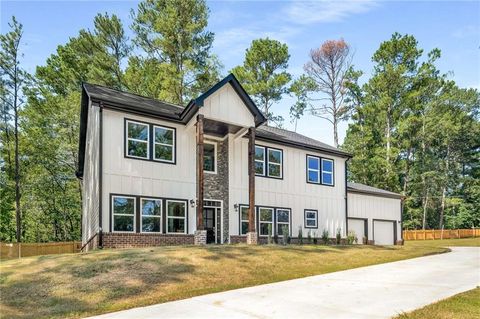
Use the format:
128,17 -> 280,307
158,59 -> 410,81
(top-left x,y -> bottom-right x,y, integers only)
1,0 -> 479,146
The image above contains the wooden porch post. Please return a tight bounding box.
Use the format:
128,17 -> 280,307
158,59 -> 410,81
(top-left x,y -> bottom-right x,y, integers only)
247,127 -> 257,244
196,114 -> 205,231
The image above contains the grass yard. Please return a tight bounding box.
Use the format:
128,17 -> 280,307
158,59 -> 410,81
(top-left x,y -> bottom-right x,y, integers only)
395,287 -> 480,319
0,237 -> 478,319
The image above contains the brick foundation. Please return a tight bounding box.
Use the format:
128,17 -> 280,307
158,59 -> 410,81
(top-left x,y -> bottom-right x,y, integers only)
396,240 -> 404,245
230,235 -> 247,244
102,233 -> 194,249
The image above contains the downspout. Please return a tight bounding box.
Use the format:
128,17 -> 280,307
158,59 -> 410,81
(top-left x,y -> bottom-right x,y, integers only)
345,158 -> 350,237
98,103 -> 104,248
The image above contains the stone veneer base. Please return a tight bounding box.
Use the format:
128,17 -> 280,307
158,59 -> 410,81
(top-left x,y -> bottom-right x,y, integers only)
194,230 -> 207,245
246,232 -> 258,245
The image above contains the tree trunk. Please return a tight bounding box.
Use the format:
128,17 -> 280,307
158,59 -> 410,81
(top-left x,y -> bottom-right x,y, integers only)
333,115 -> 339,148
422,191 -> 428,230
14,65 -> 21,244
439,145 -> 450,229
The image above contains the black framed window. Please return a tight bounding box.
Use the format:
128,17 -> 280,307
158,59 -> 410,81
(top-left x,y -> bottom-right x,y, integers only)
166,200 -> 187,234
240,205 -> 252,235
254,146 -> 265,175
259,207 -> 274,236
304,210 -> 318,228
112,196 -> 136,232
140,198 -> 162,233
255,145 -> 283,179
276,209 -> 290,236
321,158 -> 334,185
204,142 -> 216,173
154,125 -> 175,163
306,155 -> 334,186
125,119 -> 176,164
126,120 -> 149,159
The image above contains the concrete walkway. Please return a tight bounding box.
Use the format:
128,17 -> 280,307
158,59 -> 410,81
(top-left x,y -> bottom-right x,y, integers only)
88,247 -> 480,319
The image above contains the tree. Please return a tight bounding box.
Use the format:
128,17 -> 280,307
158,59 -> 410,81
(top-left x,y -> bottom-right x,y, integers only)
130,0 -> 221,104
231,38 -> 291,126
0,16 -> 29,243
291,39 -> 354,147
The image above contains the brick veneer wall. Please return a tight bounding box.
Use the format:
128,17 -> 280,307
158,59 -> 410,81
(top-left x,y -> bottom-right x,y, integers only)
102,233 -> 194,248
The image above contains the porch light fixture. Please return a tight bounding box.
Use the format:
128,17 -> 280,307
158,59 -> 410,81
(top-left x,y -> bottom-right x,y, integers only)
234,204 -> 239,212
189,199 -> 196,208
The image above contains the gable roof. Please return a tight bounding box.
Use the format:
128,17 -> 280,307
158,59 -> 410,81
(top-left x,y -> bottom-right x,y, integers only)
77,75 -> 351,178
347,182 -> 403,199
180,73 -> 266,126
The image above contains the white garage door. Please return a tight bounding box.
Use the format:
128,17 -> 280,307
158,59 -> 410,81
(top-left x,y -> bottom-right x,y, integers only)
374,220 -> 395,245
348,219 -> 366,244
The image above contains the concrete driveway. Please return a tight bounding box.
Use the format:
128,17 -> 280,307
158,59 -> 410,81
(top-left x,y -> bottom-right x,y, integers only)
89,247 -> 480,319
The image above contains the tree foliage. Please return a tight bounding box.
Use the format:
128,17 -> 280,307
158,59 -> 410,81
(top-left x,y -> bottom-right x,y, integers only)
231,38 -> 291,126
343,33 -> 480,230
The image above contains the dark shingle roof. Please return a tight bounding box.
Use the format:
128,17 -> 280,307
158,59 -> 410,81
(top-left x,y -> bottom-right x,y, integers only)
82,83 -> 184,119
347,182 -> 403,199
256,125 -> 351,157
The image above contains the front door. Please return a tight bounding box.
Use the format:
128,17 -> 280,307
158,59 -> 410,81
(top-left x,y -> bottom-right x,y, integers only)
203,207 -> 216,244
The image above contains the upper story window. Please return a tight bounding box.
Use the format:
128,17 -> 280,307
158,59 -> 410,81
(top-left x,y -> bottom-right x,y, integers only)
125,119 -> 176,164
307,155 -> 334,186
154,126 -> 175,163
204,142 -> 216,173
255,145 -> 283,179
126,120 -> 149,159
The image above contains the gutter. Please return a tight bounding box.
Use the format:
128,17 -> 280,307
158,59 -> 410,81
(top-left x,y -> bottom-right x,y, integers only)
98,103 -> 104,248
345,158 -> 349,236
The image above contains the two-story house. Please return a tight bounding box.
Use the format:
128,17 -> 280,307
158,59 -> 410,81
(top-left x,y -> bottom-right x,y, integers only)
77,74 -> 403,250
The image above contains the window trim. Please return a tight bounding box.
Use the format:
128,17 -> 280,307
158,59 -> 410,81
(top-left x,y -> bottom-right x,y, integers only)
258,206 -> 275,237
111,195 -> 136,233
321,158 -> 334,186
254,145 -> 266,176
306,155 -> 320,184
306,154 -> 335,187
276,208 -> 291,236
124,118 -> 177,165
304,209 -> 318,229
153,125 -> 176,164
140,197 -> 162,234
255,144 -> 283,180
166,199 -> 188,235
204,141 -> 217,174
125,119 -> 150,160
239,205 -> 256,235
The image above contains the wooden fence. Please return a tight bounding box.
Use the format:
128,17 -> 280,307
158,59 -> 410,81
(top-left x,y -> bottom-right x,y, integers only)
403,229 -> 480,241
0,241 -> 81,259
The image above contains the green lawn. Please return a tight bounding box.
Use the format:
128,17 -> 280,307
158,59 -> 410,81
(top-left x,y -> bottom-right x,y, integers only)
396,287 -> 480,319
0,237 -> 478,319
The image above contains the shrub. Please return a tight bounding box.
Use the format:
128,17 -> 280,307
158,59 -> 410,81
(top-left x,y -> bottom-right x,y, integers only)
347,230 -> 357,245
307,230 -> 312,244
313,231 -> 318,244
321,229 -> 329,245
282,225 -> 289,245
298,227 -> 303,245
336,228 -> 342,245
267,224 -> 272,244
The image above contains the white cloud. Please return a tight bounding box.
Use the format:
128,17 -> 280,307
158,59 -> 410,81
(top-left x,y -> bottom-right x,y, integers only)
451,25 -> 479,39
283,0 -> 379,25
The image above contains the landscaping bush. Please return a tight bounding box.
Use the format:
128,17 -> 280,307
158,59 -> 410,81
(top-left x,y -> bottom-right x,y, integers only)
298,227 -> 303,245
313,231 -> 318,244
282,225 -> 289,245
321,229 -> 329,245
307,230 -> 312,244
336,228 -> 342,245
347,230 -> 357,245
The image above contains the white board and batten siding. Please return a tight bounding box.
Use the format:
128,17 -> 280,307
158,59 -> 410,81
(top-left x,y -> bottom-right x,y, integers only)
229,137 -> 348,238
199,83 -> 255,128
101,109 -> 198,234
347,192 -> 402,245
81,100 -> 100,243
